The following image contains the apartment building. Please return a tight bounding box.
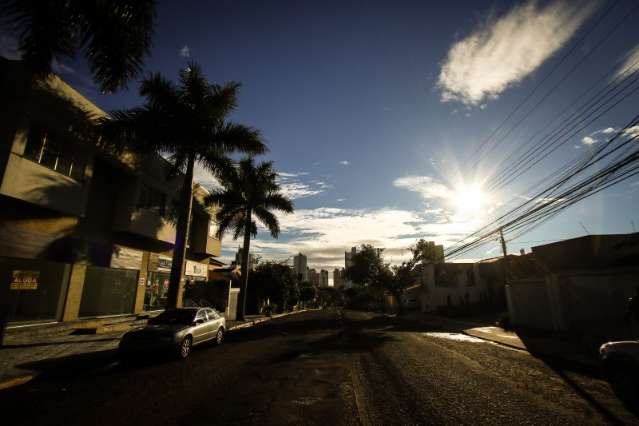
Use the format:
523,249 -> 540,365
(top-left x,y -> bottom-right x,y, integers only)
293,253 -> 308,282
0,59 -> 222,324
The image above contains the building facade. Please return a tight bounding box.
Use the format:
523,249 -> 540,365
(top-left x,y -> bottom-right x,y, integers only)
293,252 -> 308,282
308,268 -> 320,286
319,269 -> 329,287
0,59 -> 222,324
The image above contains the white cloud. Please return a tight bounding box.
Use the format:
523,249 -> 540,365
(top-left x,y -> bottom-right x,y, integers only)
393,176 -> 452,200
279,182 -> 324,200
599,127 -> 617,135
581,136 -> 596,145
277,172 -> 329,200
339,160 -> 350,166
180,45 -> 190,58
614,44 -> 639,80
219,207 -> 479,270
437,0 -> 599,106
624,125 -> 639,139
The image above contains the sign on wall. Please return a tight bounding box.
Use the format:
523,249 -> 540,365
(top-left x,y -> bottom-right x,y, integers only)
10,270 -> 39,290
111,245 -> 143,270
185,260 -> 207,278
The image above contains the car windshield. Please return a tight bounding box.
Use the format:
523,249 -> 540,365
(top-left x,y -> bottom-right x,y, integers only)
149,310 -> 196,325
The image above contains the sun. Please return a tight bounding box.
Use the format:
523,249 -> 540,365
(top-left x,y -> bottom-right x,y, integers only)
451,184 -> 486,216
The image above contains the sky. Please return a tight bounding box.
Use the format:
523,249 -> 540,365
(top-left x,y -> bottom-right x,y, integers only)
2,0 -> 639,277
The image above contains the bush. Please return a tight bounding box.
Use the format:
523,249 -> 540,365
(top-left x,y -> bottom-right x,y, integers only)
261,303 -> 277,317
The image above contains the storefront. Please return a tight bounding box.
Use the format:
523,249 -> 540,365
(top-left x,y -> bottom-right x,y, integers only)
145,254 -> 172,310
78,245 -> 142,317
1,257 -> 71,323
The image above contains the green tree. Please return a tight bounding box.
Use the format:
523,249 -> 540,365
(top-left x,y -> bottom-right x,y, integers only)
103,63 -> 265,309
2,0 -> 155,92
344,244 -> 383,286
299,282 -> 317,307
207,158 -> 294,320
375,261 -> 416,315
411,239 -> 444,264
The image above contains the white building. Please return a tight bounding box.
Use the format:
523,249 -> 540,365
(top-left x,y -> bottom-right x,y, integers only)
320,269 -> 329,287
293,252 -> 308,282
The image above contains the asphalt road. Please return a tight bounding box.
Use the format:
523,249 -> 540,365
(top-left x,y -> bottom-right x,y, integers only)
1,309 -> 637,425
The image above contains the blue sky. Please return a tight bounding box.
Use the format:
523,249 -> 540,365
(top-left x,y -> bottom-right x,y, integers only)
3,0 -> 639,272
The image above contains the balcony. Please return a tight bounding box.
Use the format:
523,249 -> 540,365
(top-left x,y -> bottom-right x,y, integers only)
0,153 -> 89,216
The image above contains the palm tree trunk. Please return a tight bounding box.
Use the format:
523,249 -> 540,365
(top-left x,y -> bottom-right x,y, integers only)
166,153 -> 195,309
237,208 -> 252,321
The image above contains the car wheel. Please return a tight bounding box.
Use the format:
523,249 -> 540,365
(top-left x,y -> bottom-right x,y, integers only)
216,328 -> 224,345
179,336 -> 192,359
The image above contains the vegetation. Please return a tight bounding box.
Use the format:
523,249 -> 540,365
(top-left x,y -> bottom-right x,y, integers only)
2,0 -> 156,92
208,159 -> 294,320
103,63 -> 265,309
344,244 -> 383,286
248,261 -> 298,313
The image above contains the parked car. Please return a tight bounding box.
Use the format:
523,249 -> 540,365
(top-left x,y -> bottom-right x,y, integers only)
599,340 -> 639,402
118,307 -> 226,360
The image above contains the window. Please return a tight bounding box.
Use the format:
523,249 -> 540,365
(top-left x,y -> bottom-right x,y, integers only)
137,184 -> 167,216
23,127 -> 85,180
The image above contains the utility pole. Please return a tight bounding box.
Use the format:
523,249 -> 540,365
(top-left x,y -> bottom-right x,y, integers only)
499,227 -> 509,284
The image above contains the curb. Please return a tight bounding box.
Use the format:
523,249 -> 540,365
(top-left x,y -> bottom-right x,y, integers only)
227,309 -> 311,331
0,374 -> 35,391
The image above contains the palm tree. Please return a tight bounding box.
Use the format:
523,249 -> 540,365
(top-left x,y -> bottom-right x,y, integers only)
102,63 -> 266,309
2,0 -> 155,92
206,158 -> 294,320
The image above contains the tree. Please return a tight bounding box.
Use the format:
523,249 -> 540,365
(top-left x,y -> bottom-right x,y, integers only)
103,63 -> 265,309
249,261 -> 297,313
375,261 -> 416,315
207,158 -> 294,320
2,0 -> 155,93
299,282 -> 317,307
411,239 -> 444,264
344,244 -> 383,286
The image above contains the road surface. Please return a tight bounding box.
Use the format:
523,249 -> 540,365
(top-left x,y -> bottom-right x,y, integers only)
1,309 -> 636,425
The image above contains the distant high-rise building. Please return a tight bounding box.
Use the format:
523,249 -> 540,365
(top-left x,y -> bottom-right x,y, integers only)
308,268 -> 320,286
293,253 -> 308,282
333,268 -> 344,288
319,269 -> 329,287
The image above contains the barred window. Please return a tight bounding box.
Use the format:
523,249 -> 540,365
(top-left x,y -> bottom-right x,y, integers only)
23,127 -> 85,180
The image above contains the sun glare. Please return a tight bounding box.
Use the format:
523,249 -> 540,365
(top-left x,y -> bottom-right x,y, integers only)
452,184 -> 486,216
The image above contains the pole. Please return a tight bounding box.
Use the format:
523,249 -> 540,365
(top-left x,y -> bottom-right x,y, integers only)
499,227 -> 509,284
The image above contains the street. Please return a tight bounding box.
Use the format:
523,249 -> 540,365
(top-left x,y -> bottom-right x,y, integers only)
1,309 -> 637,425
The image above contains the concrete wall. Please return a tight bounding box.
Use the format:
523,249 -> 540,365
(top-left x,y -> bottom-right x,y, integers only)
419,263 -> 493,312
506,268 -> 639,335
506,279 -> 554,330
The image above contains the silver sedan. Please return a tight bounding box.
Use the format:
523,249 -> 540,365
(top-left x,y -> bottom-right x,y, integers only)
118,307 -> 226,359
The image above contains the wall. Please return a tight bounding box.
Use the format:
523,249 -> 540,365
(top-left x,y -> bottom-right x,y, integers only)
506,279 -> 554,330
506,268 -> 639,336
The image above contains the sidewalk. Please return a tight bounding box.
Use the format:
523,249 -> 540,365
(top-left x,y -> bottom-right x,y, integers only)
402,312 -> 600,369
0,309 -> 309,390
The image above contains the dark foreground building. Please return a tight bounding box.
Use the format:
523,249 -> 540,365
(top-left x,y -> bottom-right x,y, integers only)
0,59 -> 222,325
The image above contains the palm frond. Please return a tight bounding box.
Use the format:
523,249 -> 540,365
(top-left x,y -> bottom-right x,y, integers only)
78,0 -> 154,92
254,206 -> 280,238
